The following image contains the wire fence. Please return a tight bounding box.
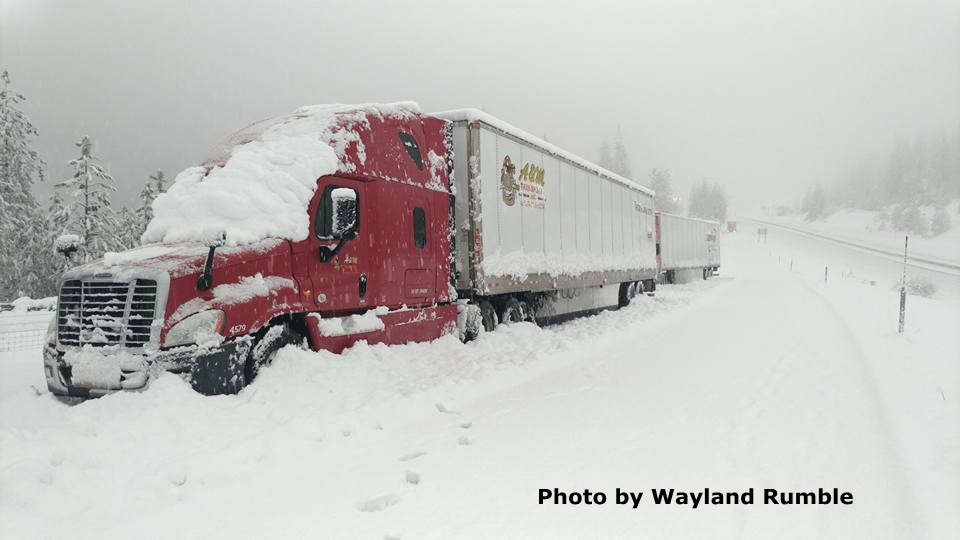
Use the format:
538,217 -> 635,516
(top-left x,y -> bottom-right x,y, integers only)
0,310 -> 54,353
0,329 -> 47,352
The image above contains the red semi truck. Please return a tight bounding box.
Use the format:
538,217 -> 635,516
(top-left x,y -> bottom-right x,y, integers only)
44,103 -> 662,398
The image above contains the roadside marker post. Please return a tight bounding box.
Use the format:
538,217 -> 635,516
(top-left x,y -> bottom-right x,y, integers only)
899,235 -> 908,334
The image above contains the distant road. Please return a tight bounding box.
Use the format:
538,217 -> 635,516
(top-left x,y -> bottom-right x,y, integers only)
749,219 -> 960,276
745,218 -> 960,301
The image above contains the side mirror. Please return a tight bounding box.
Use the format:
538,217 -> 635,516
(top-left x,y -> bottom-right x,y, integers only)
207,231 -> 227,248
55,234 -> 81,258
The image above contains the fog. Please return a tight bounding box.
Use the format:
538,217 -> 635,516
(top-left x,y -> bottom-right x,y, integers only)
2,0 -> 958,213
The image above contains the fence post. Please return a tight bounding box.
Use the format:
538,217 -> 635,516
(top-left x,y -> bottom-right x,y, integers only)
824,266 -> 828,283
899,235 -> 908,334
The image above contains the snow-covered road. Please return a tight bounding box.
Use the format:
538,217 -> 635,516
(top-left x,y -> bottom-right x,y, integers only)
1,231 -> 956,539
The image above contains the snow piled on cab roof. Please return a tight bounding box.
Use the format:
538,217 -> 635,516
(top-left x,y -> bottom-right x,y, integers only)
433,108 -> 655,196
142,102 -> 420,247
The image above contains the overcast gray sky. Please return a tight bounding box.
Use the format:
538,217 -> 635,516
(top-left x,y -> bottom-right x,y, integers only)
2,0 -> 958,213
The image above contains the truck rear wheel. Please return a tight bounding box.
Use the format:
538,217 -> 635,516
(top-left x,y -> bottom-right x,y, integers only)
479,300 -> 498,332
245,323 -> 304,385
619,282 -> 638,308
500,298 -> 530,325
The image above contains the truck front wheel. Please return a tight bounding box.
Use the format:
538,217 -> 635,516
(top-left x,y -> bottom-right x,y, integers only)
245,323 -> 304,385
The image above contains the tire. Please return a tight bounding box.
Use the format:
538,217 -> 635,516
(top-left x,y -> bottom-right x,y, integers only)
702,267 -> 709,280
618,282 -> 632,308
500,298 -> 528,325
628,281 -> 639,301
245,323 -> 304,385
478,300 -> 498,332
460,304 -> 484,342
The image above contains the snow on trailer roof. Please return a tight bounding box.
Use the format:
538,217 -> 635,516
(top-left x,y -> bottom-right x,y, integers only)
433,108 -> 655,197
142,102 -> 421,247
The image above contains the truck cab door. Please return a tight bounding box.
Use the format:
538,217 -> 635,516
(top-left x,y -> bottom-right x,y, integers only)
307,178 -> 371,312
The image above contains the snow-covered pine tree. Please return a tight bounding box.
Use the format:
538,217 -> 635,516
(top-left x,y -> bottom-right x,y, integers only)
115,206 -> 142,251
598,139 -> 613,171
136,169 -> 165,233
48,189 -> 69,233
0,70 -> 49,300
611,126 -> 632,178
56,136 -> 119,262
151,169 -> 166,193
649,168 -> 678,213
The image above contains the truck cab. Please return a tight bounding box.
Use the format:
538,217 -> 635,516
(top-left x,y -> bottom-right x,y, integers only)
44,103 -> 459,398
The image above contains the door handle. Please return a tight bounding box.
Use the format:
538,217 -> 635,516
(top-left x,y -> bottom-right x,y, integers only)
358,273 -> 368,298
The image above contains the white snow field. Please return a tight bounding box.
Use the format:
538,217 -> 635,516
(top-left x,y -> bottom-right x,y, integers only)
1,231 -> 957,539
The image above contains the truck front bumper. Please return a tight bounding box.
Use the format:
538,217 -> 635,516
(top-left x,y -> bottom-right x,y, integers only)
44,337 -> 253,398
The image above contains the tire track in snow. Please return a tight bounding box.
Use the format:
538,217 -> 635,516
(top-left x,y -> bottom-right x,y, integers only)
790,273 -> 922,537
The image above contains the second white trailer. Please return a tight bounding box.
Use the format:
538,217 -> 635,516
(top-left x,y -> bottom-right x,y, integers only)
656,212 -> 721,281
437,109 -> 658,323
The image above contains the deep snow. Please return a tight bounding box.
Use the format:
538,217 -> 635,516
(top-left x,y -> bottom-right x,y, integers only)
0,231 -> 956,539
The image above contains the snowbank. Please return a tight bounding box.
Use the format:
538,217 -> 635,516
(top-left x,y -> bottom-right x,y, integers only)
142,102 -> 420,247
9,296 -> 57,312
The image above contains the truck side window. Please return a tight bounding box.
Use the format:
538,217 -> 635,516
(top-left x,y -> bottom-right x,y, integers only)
399,132 -> 424,170
413,207 -> 426,248
315,185 -> 359,239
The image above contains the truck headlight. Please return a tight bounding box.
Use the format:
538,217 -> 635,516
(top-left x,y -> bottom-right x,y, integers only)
46,315 -> 57,346
163,310 -> 225,348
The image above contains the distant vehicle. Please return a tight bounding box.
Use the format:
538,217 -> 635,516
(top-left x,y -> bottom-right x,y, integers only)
43,103 -> 710,399
727,220 -> 737,232
656,212 -> 722,282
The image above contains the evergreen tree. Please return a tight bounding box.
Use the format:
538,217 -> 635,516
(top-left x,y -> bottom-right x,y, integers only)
710,183 -> 727,222
597,139 -> 613,171
136,169 -> 165,233
649,168 -> 678,213
688,180 -> 728,222
115,206 -> 142,251
0,70 -> 50,300
610,126 -> 632,178
48,190 -> 69,233
801,185 -> 828,220
55,136 -> 119,261
0,70 -> 43,225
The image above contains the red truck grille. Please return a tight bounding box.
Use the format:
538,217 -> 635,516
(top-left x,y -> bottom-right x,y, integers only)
57,279 -> 158,348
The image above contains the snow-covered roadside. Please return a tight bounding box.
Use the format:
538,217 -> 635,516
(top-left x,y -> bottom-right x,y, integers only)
759,202 -> 960,264
0,280 -> 720,539
758,230 -> 960,537
2,231 -> 956,539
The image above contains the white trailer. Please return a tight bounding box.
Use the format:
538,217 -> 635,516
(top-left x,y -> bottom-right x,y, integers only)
655,212 -> 721,281
436,109 -> 657,325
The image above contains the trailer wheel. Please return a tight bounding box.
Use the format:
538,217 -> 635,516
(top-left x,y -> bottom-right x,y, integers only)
628,282 -> 639,301
245,323 -> 304,385
702,267 -> 709,280
618,282 -> 636,308
478,300 -> 498,332
500,298 -> 529,325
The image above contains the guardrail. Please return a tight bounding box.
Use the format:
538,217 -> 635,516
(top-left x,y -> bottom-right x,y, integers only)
749,219 -> 960,276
